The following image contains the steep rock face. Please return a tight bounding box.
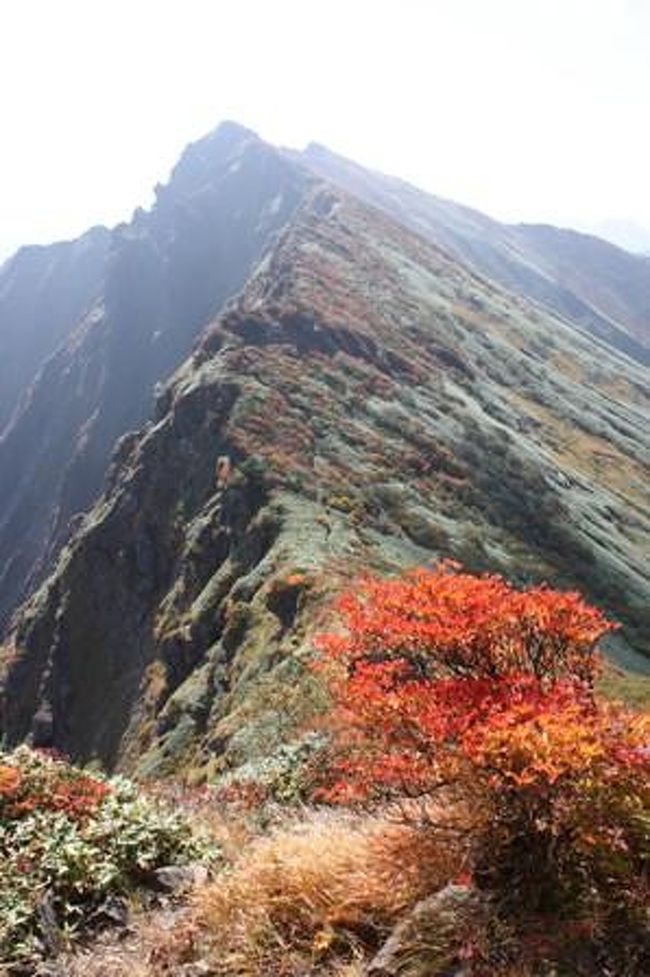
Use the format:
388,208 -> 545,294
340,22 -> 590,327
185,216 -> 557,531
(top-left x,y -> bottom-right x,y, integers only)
0,226 -> 111,432
298,143 -> 650,363
2,187 -> 648,778
0,122 -> 312,628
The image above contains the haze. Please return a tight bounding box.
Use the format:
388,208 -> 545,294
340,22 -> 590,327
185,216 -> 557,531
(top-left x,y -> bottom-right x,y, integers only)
1,0 -> 649,262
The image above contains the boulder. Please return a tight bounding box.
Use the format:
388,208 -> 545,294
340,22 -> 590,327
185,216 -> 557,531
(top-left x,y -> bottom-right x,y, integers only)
366,884 -> 483,977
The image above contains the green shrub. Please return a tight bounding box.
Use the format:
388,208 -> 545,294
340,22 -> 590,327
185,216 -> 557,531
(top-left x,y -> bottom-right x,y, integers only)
0,746 -> 215,967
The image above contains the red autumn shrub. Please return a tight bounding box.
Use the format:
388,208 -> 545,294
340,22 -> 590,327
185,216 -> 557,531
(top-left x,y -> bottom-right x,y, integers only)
0,748 -> 110,821
314,563 -> 650,972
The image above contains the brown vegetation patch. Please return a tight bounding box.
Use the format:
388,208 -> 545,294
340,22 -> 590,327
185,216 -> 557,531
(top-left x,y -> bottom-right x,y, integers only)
507,390 -> 648,505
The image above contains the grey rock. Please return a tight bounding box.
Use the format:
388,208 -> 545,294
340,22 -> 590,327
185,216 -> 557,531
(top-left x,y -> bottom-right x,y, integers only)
366,884 -> 483,977
152,863 -> 209,893
177,963 -> 215,976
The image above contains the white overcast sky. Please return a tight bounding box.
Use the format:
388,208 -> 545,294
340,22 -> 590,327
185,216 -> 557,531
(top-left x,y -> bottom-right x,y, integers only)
1,0 -> 649,261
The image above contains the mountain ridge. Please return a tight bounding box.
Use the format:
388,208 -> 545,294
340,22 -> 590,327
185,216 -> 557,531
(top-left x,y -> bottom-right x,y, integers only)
0,121 -> 648,778
0,124 -> 312,628
2,177 -> 648,777
296,142 -> 650,363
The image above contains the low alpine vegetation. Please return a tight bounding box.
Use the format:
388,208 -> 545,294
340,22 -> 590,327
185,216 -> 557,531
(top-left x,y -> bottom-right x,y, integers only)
9,565 -> 648,977
0,746 -> 214,970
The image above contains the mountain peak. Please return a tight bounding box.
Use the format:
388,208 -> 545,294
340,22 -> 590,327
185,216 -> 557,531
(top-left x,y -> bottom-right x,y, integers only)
164,120 -> 263,196
203,119 -> 260,153
302,141 -> 336,160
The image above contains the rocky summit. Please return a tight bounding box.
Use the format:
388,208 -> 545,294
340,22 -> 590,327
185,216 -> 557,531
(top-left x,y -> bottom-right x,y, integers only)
0,124 -> 648,780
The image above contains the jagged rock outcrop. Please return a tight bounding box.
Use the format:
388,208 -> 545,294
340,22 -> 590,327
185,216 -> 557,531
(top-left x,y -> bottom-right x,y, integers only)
298,142 -> 650,363
0,122 -> 312,628
2,186 -> 648,778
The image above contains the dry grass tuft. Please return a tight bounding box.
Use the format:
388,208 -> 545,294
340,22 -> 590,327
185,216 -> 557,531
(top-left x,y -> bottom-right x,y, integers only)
192,808 -> 464,975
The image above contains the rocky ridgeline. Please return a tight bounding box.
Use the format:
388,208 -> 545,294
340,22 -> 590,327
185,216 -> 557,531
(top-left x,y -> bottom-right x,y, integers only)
1,183 -> 648,780
2,123 -> 650,645
299,142 -> 650,364
0,123 -> 312,629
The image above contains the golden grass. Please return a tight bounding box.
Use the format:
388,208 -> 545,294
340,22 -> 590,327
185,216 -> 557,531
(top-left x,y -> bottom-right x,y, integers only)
191,808 -> 463,976
62,807 -> 464,977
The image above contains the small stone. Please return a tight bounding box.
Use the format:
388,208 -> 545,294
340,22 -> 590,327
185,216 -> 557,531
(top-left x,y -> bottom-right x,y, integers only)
89,895 -> 130,929
152,863 -> 209,893
178,962 -> 214,976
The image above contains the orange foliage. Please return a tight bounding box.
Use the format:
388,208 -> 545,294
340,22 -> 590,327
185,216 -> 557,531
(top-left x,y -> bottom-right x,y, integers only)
315,562 -> 618,802
314,562 -> 649,951
0,751 -> 110,821
0,764 -> 22,797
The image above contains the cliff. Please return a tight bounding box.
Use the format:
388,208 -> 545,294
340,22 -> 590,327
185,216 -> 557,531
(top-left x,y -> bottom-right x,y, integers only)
0,123 -> 312,627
